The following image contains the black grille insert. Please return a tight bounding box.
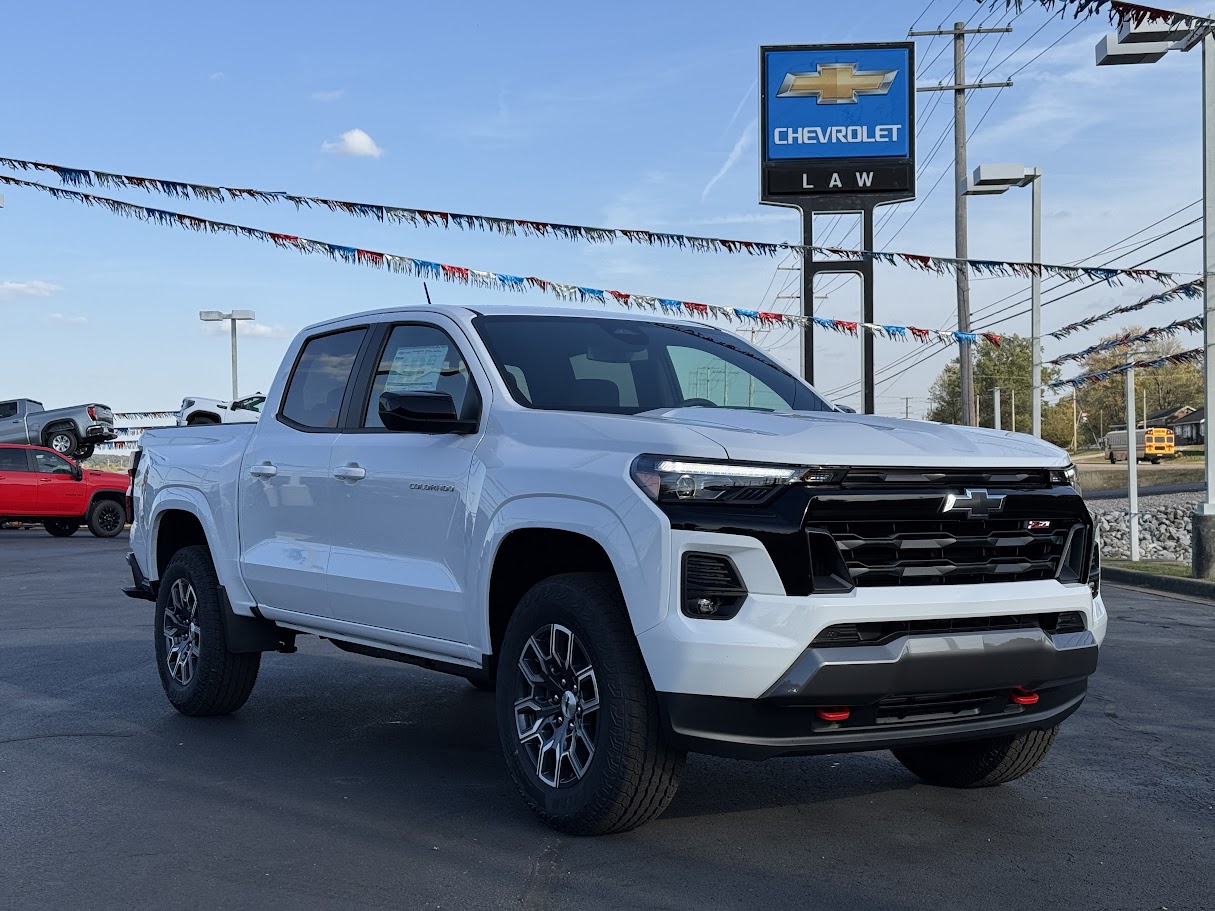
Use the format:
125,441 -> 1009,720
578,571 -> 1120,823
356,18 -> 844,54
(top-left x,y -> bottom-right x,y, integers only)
842,467 -> 1051,489
810,517 -> 1082,587
811,611 -> 1087,647
875,691 -> 1001,725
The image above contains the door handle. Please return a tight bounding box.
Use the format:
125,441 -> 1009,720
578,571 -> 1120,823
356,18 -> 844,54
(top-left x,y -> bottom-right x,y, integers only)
249,463 -> 278,478
332,464 -> 366,482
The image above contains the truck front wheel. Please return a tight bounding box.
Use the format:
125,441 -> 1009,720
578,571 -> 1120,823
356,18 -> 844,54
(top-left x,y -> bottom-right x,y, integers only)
892,726 -> 1059,788
87,499 -> 126,537
496,572 -> 685,835
154,545 -> 260,716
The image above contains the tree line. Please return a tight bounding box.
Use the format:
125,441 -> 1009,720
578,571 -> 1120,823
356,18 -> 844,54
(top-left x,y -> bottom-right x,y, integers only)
924,329 -> 1202,450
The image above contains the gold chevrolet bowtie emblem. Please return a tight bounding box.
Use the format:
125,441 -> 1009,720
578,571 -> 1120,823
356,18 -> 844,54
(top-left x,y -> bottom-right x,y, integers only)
777,63 -> 898,104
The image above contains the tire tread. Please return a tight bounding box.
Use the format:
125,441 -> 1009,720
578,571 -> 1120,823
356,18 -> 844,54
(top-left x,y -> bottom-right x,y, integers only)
156,545 -> 260,716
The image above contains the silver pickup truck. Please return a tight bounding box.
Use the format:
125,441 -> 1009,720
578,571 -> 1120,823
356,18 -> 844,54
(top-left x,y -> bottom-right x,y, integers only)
0,398 -> 117,460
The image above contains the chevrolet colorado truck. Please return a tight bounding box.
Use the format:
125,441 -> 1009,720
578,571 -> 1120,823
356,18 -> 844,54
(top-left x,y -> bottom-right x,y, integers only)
0,398 -> 117,460
125,304 -> 1104,834
0,443 -> 128,536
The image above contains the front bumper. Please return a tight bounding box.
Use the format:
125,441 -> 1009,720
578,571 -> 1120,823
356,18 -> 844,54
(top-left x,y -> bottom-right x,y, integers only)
660,679 -> 1088,760
636,530 -> 1106,700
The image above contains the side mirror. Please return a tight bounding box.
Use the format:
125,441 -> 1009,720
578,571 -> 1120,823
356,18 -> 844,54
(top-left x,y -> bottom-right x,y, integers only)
834,404 -> 857,414
72,463 -> 84,481
378,391 -> 477,434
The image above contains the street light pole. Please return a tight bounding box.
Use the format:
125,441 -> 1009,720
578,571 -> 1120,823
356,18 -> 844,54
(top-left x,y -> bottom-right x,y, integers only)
1126,354 -> 1141,562
962,163 -> 1042,435
993,387 -> 1002,431
199,309 -> 256,401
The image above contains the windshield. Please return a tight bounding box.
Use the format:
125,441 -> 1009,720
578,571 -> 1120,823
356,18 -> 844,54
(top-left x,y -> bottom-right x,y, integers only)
473,315 -> 830,415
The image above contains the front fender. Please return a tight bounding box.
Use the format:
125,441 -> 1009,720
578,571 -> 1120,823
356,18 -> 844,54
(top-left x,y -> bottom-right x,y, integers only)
144,487 -> 258,617
473,494 -> 668,655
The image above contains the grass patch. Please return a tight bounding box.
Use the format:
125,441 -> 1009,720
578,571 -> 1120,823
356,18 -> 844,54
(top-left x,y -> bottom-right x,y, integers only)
1106,559 -> 1193,578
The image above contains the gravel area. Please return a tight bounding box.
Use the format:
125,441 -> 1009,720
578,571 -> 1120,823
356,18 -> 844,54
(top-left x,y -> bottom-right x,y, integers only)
1088,492 -> 1199,561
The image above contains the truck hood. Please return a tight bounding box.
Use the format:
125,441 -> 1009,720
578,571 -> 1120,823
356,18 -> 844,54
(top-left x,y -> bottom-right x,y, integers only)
635,408 -> 1070,468
85,469 -> 127,489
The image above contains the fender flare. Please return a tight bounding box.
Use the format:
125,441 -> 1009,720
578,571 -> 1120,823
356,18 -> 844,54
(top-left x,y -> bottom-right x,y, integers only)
473,494 -> 664,653
146,486 -> 258,616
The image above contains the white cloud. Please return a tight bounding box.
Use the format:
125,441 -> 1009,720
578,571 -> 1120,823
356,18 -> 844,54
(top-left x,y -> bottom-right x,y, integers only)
202,321 -> 291,340
702,119 -> 756,200
321,128 -> 383,158
47,313 -> 87,327
721,78 -> 757,137
311,89 -> 344,102
0,280 -> 62,300
209,72 -> 225,81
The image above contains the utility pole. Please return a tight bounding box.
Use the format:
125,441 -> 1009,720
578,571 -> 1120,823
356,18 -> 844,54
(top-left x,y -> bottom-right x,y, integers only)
993,387 -> 1002,431
905,397 -> 911,419
911,22 -> 1012,426
1011,387 -> 1017,433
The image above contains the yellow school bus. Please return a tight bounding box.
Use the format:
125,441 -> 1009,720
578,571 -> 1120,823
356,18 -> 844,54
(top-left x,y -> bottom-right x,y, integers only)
1103,427 -> 1175,464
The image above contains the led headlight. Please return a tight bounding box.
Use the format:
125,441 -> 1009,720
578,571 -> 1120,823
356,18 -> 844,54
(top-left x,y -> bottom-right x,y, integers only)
1050,464 -> 1080,492
630,455 -> 841,504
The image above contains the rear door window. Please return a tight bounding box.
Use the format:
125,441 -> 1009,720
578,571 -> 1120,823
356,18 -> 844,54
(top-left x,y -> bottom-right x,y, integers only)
280,329 -> 367,430
0,449 -> 29,472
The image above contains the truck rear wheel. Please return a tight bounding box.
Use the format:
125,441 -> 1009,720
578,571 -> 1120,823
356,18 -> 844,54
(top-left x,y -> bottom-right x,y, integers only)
46,428 -> 77,455
496,572 -> 685,835
43,520 -> 80,537
87,499 -> 126,537
892,725 -> 1059,788
155,545 -> 260,716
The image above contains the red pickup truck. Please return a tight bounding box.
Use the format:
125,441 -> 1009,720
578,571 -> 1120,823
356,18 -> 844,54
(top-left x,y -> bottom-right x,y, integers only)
0,444 -> 129,537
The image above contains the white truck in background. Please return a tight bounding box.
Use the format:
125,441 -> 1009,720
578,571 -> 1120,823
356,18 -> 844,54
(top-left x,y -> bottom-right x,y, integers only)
126,304 -> 1104,834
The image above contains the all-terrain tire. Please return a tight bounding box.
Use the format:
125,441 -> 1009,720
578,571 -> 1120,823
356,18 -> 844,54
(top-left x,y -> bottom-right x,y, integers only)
87,498 -> 126,538
45,428 -> 78,456
43,520 -> 80,537
496,572 -> 685,835
892,725 -> 1060,788
188,415 -> 220,425
154,545 -> 260,716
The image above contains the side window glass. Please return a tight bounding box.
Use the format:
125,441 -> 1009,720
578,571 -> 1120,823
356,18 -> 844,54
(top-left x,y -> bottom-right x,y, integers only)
363,325 -> 479,428
668,346 -> 791,412
0,449 -> 29,472
33,451 -> 74,475
280,329 -> 366,429
0,402 -> 17,419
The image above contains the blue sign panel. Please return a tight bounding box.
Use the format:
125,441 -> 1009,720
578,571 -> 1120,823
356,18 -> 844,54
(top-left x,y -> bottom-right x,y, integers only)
763,45 -> 912,162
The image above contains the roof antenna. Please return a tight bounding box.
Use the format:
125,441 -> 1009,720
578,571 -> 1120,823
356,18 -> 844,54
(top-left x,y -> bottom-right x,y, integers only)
423,281 -> 433,305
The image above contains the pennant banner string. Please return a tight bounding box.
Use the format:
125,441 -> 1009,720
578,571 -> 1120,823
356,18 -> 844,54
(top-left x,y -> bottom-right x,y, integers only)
1049,346 -> 1204,390
1049,314 -> 1203,365
0,174 -> 1004,348
986,0 -> 1215,30
1046,278 -> 1203,339
0,156 -> 1177,285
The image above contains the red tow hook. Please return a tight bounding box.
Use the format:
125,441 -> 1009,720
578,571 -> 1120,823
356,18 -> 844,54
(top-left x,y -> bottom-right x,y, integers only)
1010,687 -> 1039,706
815,707 -> 851,722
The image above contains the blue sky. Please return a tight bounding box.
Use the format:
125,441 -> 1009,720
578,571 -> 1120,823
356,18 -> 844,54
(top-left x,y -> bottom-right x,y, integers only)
0,0 -> 1205,418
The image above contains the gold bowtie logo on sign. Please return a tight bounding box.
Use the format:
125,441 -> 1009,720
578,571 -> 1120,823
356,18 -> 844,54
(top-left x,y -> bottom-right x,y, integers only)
776,63 -> 898,104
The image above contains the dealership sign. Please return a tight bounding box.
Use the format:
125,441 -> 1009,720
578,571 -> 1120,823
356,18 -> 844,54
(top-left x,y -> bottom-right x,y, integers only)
760,42 -> 916,200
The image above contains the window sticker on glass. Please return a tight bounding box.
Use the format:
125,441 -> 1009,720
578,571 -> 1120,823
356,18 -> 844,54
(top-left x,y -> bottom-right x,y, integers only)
385,345 -> 449,393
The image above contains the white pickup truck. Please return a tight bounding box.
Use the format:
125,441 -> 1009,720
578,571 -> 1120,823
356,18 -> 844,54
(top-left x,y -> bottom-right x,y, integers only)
126,304 -> 1104,834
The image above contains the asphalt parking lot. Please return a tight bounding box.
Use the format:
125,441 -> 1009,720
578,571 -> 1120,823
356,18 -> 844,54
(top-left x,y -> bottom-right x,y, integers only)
1,531 -> 1212,910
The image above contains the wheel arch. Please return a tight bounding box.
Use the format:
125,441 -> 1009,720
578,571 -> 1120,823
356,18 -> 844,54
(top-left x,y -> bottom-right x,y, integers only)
145,488 -> 257,616
477,495 -> 661,664
187,412 -> 222,425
